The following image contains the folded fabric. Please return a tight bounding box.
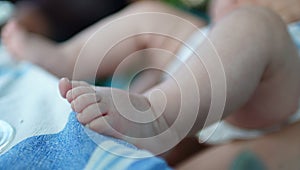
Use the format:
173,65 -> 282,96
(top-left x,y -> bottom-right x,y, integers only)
0,112 -> 171,170
288,21 -> 300,53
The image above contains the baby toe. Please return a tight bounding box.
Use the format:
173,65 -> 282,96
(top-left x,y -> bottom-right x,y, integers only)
71,93 -> 101,113
66,86 -> 95,103
78,102 -> 108,124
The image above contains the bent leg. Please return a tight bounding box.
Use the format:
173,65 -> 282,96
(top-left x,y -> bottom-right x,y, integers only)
2,1 -> 205,80
177,120 -> 300,170
143,6 -> 300,137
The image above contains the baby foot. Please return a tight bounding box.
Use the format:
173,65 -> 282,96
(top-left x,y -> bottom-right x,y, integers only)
1,20 -> 72,77
59,78 -> 174,151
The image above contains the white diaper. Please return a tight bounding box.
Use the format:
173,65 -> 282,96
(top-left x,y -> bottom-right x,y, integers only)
167,22 -> 300,145
198,105 -> 300,144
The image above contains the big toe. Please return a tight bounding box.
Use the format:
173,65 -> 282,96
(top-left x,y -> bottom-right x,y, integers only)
59,78 -> 72,98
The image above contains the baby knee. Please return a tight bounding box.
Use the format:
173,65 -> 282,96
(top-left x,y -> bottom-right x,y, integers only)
230,6 -> 286,30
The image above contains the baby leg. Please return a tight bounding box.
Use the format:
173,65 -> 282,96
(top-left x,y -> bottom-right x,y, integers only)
143,6 -> 300,135
2,1 -> 205,81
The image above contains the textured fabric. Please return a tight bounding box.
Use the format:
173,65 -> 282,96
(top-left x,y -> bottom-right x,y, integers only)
85,140 -> 172,170
127,158 -> 172,170
0,112 -> 96,169
0,112 -> 171,170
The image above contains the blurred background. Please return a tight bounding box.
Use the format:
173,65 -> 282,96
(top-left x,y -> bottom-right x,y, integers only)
0,0 -> 129,42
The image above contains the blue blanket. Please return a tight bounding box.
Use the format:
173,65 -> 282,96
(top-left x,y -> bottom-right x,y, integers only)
0,112 -> 171,170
